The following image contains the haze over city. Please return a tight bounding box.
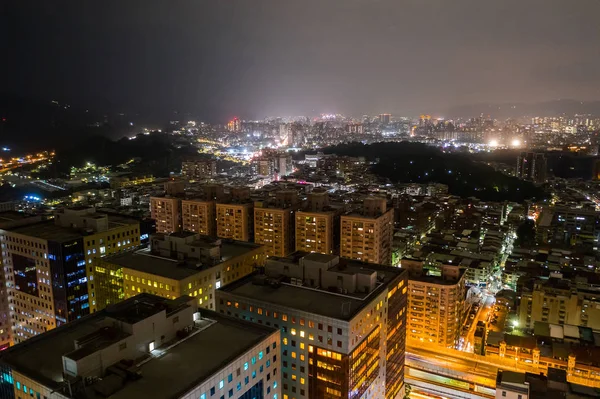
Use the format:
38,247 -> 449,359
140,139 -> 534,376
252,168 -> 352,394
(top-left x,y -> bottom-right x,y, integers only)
4,0 -> 600,122
2,2 -> 600,399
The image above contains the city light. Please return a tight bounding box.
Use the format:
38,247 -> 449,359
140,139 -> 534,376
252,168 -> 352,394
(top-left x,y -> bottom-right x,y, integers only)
488,139 -> 499,147
511,139 -> 521,147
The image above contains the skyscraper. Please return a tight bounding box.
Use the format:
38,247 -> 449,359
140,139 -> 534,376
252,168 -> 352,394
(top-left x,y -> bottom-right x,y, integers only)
378,113 -> 391,124
340,197 -> 394,265
216,187 -> 254,242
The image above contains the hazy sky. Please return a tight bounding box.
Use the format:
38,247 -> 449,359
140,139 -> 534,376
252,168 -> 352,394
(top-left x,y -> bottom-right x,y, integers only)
4,0 -> 600,121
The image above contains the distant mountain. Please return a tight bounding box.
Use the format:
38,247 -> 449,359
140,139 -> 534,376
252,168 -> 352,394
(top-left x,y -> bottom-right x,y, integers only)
0,94 -> 143,152
445,99 -> 600,119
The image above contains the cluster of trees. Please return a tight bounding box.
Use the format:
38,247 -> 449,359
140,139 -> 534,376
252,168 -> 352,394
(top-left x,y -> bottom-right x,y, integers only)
326,142 -> 548,202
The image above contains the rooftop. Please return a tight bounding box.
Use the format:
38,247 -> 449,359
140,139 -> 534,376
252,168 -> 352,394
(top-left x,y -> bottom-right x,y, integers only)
105,240 -> 261,280
220,255 -> 405,321
1,294 -> 276,399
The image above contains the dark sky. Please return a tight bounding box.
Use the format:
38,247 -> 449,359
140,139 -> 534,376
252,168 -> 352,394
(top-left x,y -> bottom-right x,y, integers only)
4,0 -> 600,122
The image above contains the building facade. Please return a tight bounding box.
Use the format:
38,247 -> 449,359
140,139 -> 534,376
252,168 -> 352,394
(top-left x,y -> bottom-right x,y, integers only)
182,199 -> 216,236
0,294 -> 280,399
340,198 -> 394,265
217,253 -> 408,399
150,196 -> 181,234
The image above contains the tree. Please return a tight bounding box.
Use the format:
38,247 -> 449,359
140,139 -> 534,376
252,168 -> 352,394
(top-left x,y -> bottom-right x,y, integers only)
515,219 -> 536,247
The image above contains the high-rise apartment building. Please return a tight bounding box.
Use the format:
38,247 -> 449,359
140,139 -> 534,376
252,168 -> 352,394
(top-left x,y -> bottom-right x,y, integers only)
217,253 -> 408,399
402,260 -> 467,348
340,197 -> 394,265
150,196 -> 181,233
0,207 -> 140,344
182,159 -> 217,180
150,181 -> 186,234
516,152 -> 547,183
295,190 -> 339,254
93,232 -> 264,312
182,199 -> 216,236
518,276 -> 600,330
254,191 -> 299,257
0,294 -> 280,399
216,187 -> 254,242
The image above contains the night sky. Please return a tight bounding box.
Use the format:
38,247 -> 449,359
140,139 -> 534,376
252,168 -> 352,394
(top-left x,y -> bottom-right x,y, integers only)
4,0 -> 600,121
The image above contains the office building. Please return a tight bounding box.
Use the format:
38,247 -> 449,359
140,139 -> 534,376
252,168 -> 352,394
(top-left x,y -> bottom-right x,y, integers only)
0,294 -> 280,399
516,152 -> 547,183
295,190 -> 339,255
93,232 -> 264,312
254,191 -> 299,257
518,276 -> 600,330
182,159 -> 217,180
218,253 -> 408,399
0,208 -> 140,344
0,213 -> 47,350
402,260 -> 467,348
340,197 -> 394,265
216,187 -> 254,242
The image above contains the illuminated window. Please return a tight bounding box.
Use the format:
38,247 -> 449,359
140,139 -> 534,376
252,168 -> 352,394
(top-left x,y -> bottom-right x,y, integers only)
291,328 -> 296,335
300,377 -> 305,384
309,334 -> 314,341
282,314 -> 288,321
300,343 -> 305,349
291,352 -> 297,359
300,331 -> 305,338
283,338 -> 288,345
300,354 -> 305,361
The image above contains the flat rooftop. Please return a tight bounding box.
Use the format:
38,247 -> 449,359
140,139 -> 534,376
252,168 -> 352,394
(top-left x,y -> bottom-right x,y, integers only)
1,294 -> 276,399
8,220 -> 83,242
105,240 -> 261,280
221,259 -> 405,321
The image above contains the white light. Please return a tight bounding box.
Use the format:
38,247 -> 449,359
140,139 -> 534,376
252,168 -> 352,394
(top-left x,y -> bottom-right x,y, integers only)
511,139 -> 521,147
489,139 -> 499,147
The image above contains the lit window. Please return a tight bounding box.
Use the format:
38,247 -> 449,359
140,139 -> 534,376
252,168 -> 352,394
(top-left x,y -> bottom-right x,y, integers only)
244,362 -> 249,370
219,380 -> 224,389
291,328 -> 296,335
259,351 -> 263,360
300,331 -> 305,338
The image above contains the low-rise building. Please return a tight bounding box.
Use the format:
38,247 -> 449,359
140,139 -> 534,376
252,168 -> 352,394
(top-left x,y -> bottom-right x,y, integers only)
0,294 -> 280,399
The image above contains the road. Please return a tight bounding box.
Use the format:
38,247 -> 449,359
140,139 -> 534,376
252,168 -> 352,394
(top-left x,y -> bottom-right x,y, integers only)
407,346 -> 498,388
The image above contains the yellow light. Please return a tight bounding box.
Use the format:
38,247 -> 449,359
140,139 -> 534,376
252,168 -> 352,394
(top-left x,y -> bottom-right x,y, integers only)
511,139 -> 521,147
489,139 -> 499,147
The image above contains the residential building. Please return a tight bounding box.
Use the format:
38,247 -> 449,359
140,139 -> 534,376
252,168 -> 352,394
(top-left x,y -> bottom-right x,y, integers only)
182,199 -> 216,236
0,294 -> 280,399
216,187 -> 254,242
518,276 -> 600,330
93,232 -> 264,312
217,253 -> 408,399
402,260 -> 467,348
536,206 -> 600,247
340,197 -> 394,265
295,190 -> 339,255
150,196 -> 181,234
494,368 -> 583,399
182,159 -> 217,180
516,152 -> 547,183
254,191 -> 299,257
